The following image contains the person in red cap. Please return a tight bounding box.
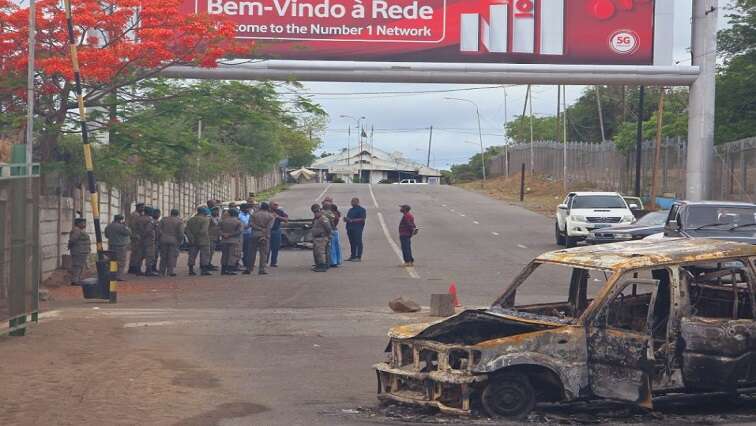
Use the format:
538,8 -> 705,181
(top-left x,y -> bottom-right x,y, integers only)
398,205 -> 417,266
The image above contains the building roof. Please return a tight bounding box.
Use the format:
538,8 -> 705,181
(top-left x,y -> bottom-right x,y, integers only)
537,238 -> 756,271
311,146 -> 441,177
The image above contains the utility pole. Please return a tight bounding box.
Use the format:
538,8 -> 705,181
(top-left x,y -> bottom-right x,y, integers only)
563,85 -> 568,192
26,0 -> 36,177
635,86 -> 646,197
596,85 -> 606,142
650,89 -> 666,210
528,85 -> 534,175
687,0 -> 718,200
556,85 -> 561,143
426,126 -> 433,167
503,87 -> 509,177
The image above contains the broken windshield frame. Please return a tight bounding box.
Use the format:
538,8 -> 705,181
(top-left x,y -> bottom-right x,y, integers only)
491,261 -> 616,324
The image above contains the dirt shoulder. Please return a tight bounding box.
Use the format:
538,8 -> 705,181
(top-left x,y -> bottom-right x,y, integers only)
457,175 -> 596,217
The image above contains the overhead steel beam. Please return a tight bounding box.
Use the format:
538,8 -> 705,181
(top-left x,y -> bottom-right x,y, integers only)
162,61 -> 700,86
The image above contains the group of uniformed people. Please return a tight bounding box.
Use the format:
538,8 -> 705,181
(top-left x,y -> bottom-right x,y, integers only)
67,195 -> 373,284
68,197 -> 292,285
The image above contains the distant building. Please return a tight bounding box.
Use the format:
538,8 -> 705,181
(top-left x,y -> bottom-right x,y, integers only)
311,147 -> 442,184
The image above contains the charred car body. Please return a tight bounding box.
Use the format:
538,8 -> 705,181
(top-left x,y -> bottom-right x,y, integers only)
375,239 -> 756,418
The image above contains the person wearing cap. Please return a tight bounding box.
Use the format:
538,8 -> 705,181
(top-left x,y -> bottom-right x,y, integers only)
321,197 -> 335,267
310,204 -> 332,272
247,202 -> 275,275
345,197 -> 366,262
268,201 -> 288,268
127,202 -> 145,274
134,206 -> 158,276
186,207 -> 212,276
158,209 -> 184,277
239,203 -> 253,272
105,214 -> 131,281
398,204 -> 417,267
220,208 -> 243,275
68,218 -> 91,285
149,208 -> 162,275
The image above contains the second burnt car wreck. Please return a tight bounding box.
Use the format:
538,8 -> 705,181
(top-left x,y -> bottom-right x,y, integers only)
375,239 -> 756,418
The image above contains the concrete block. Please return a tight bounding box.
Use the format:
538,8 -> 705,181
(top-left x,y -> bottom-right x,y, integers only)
39,220 -> 58,235
430,294 -> 455,317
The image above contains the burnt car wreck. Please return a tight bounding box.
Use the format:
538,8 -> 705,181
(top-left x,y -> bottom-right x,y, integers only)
375,239 -> 756,418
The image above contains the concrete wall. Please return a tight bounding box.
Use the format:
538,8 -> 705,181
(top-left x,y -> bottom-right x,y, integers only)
44,168 -> 283,279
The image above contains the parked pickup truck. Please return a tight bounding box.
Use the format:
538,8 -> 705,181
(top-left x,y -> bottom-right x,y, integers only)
556,192 -> 636,247
375,238 -> 756,418
661,200 -> 756,244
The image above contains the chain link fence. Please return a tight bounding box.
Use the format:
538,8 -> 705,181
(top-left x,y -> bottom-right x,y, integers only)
487,137 -> 756,201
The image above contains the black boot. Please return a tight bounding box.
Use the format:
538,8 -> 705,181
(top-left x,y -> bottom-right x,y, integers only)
201,267 -> 212,276
188,266 -> 196,276
221,266 -> 237,276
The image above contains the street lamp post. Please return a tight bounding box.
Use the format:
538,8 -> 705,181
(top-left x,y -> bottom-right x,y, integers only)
446,97 -> 486,186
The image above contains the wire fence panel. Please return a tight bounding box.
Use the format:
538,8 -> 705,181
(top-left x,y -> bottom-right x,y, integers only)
0,176 -> 40,334
488,137 -> 755,201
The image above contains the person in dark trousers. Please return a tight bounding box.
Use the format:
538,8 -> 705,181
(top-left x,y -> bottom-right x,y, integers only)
127,203 -> 144,274
68,218 -> 91,285
104,214 -> 131,281
186,207 -> 212,276
398,204 -> 417,267
247,202 -> 275,275
158,209 -> 184,276
269,201 -> 288,267
220,208 -> 243,276
149,208 -> 162,274
345,197 -> 366,261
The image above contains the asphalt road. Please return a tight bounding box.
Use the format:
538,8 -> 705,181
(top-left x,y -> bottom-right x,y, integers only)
2,184 -> 753,425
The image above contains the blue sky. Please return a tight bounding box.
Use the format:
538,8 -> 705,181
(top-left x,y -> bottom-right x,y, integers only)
298,0 -> 734,170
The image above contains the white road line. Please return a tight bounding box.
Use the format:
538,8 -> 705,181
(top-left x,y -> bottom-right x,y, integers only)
517,244 -> 528,249
377,212 -> 420,279
492,232 -> 500,236
314,184 -> 332,202
368,184 -> 380,208
459,213 -> 466,217
473,221 -> 480,225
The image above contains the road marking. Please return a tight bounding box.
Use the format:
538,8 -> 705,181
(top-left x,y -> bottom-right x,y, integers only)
492,232 -> 500,236
473,221 -> 480,225
517,244 -> 528,249
368,184 -> 380,208
459,213 -> 466,217
377,212 -> 420,279
314,184 -> 332,202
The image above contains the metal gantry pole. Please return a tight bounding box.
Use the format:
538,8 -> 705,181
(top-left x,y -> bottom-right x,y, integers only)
563,85 -> 568,192
426,126 -> 433,168
687,0 -> 718,200
528,85 -> 535,175
64,0 -> 105,262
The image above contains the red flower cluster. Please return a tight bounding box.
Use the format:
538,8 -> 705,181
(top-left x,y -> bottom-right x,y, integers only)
0,0 -> 247,101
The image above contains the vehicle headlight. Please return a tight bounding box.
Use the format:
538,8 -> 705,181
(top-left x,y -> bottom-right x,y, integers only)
622,215 -> 635,223
614,233 -> 634,240
571,215 -> 587,223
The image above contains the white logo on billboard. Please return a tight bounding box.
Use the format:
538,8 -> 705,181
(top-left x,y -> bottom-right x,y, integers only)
610,30 -> 639,54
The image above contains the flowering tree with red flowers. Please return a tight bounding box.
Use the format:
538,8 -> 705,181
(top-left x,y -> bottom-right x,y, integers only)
0,0 -> 246,160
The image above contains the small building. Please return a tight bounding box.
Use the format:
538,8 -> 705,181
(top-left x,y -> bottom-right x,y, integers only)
310,147 -> 442,184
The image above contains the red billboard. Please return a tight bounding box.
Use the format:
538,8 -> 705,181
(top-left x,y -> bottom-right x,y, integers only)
180,0 -> 657,64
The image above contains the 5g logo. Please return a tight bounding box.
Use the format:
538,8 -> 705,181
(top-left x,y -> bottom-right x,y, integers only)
609,30 -> 639,54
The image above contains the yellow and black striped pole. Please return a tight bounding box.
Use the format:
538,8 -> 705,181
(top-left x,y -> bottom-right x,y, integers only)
63,0 -> 104,261
109,259 -> 118,303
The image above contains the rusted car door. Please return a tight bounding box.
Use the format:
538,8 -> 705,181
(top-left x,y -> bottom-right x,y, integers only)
586,279 -> 660,407
679,259 -> 756,390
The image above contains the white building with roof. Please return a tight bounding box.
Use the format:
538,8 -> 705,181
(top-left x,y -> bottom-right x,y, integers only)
310,146 -> 441,184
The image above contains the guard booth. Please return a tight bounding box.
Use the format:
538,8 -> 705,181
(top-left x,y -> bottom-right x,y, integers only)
0,156 -> 41,336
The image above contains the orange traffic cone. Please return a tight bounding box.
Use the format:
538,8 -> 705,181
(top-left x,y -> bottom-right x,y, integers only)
449,282 -> 461,307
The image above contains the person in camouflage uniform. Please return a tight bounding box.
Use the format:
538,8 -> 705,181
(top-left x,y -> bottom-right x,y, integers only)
104,214 -> 131,280
186,207 -> 212,276
310,204 -> 332,272
68,218 -> 91,285
247,202 -> 275,275
149,208 -> 162,274
220,208 -> 243,276
127,203 -> 144,274
158,209 -> 184,276
134,207 -> 158,276
321,197 -> 335,267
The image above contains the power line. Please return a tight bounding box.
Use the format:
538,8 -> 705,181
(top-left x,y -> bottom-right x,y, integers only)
279,84 -> 519,97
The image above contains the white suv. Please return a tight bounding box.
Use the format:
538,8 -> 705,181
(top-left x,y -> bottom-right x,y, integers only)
555,192 -> 636,247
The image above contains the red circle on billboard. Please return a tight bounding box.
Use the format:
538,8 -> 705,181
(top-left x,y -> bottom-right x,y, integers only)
609,30 -> 640,55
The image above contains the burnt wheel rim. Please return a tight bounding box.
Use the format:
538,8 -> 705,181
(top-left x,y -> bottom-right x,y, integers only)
483,380 -> 533,417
